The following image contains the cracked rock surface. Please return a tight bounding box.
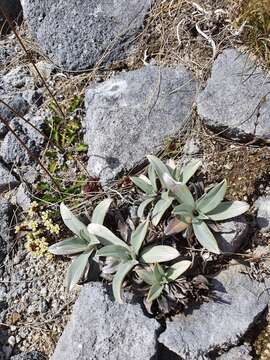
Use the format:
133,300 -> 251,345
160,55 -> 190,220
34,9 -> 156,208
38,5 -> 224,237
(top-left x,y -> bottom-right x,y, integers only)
158,265 -> 270,359
50,282 -> 160,360
197,48 -> 270,140
84,65 -> 197,184
21,0 -> 152,70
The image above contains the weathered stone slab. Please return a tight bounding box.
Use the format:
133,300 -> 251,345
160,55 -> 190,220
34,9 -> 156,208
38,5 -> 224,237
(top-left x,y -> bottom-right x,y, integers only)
85,65 -> 197,183
197,49 -> 270,140
51,282 -> 160,360
158,265 -> 270,359
21,0 -> 151,70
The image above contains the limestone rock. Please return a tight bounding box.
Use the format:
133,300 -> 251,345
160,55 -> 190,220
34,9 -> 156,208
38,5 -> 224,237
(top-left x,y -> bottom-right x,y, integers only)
22,0 -> 151,70
0,115 -> 44,165
197,49 -> 270,140
214,216 -> 249,253
158,265 -> 270,359
0,163 -> 19,192
218,345 -> 252,359
51,282 -> 160,360
255,196 -> 270,233
84,65 -> 197,184
10,352 -> 47,360
0,95 -> 29,137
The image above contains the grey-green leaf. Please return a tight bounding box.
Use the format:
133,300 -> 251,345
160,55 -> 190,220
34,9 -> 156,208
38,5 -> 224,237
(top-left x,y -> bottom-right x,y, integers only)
148,164 -> 158,193
179,159 -> 202,184
87,224 -> 129,249
163,173 -> 195,207
192,220 -> 220,254
97,245 -> 131,261
91,198 -> 113,225
197,180 -> 227,214
65,249 -> 94,291
140,245 -> 180,263
112,260 -> 138,303
131,176 -> 153,195
130,220 -> 149,255
207,201 -> 250,221
48,237 -> 89,256
136,269 -> 156,285
137,198 -> 154,218
147,155 -> 170,188
147,283 -> 164,302
60,203 -> 90,241
152,198 -> 173,226
167,260 -> 191,281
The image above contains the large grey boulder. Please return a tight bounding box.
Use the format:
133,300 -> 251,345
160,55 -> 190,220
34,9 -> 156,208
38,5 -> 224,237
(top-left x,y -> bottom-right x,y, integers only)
0,163 -> 19,192
197,49 -> 270,140
158,265 -> 270,359
0,0 -> 22,35
21,0 -> 151,70
85,65 -> 197,183
51,282 -> 160,360
255,196 -> 270,233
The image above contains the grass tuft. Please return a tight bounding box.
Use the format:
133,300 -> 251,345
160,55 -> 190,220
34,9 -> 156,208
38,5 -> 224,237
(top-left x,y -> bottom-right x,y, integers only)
233,0 -> 270,67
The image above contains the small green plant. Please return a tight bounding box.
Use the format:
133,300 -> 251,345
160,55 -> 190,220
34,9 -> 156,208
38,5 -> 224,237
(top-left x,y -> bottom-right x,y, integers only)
163,174 -> 250,254
136,261 -> 191,302
131,155 -> 201,226
88,220 -> 180,303
48,199 -> 112,290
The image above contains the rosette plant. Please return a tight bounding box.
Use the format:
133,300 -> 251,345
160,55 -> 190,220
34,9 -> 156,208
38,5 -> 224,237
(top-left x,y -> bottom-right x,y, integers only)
136,261 -> 191,302
131,155 -> 201,226
163,175 -> 250,254
88,220 -> 180,303
48,199 -> 112,290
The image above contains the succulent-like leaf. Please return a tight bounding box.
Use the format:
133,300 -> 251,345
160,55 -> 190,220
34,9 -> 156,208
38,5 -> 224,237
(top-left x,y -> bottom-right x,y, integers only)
131,176 -> 153,195
163,174 -> 195,207
136,269 -> 156,285
148,165 -> 158,192
164,217 -> 190,236
60,203 -> 90,241
167,260 -> 191,281
147,283 -> 164,302
112,260 -> 138,303
152,198 -> 173,226
192,220 -> 220,254
206,201 -> 250,221
147,155 -> 170,187
140,245 -> 180,263
97,245 -> 131,261
130,220 -> 149,255
179,159 -> 202,184
87,224 -> 129,249
91,198 -> 113,225
65,248 -> 94,291
137,198 -> 154,218
154,263 -> 165,282
196,180 -> 227,214
48,237 -> 90,256
173,203 -> 194,216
